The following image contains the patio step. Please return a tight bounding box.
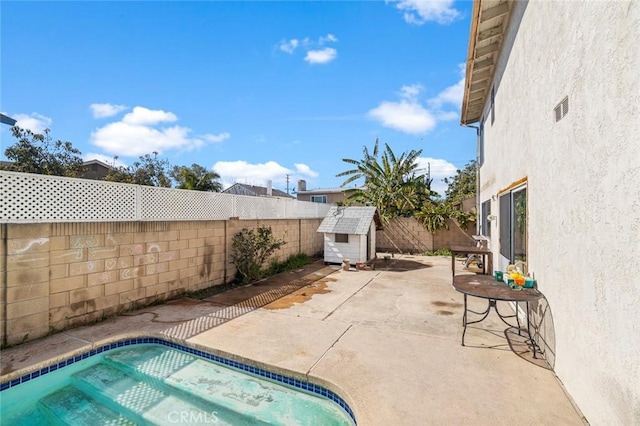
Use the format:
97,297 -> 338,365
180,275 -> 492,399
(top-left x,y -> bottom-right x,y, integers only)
102,345 -> 352,425
71,362 -> 244,425
37,385 -> 135,425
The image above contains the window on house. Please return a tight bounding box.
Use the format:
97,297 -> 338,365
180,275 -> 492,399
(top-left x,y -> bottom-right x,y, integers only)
310,195 -> 327,203
499,185 -> 527,264
481,199 -> 491,238
335,233 -> 349,243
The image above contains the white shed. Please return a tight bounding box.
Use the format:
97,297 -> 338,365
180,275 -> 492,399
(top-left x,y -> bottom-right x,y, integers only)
317,206 -> 378,265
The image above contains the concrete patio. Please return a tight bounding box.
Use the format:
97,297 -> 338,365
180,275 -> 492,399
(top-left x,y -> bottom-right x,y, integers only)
0,254 -> 586,425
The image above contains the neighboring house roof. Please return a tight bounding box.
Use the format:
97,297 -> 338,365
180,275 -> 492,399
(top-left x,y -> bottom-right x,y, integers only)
82,159 -> 113,169
317,206 -> 378,235
297,187 -> 364,195
1,113 -> 17,126
461,0 -> 513,124
222,183 -> 293,198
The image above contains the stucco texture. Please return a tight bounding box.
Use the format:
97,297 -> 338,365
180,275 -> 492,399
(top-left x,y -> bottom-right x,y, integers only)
478,1 -> 639,424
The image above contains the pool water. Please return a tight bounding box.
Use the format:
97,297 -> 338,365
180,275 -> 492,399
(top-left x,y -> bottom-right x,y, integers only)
1,343 -> 354,425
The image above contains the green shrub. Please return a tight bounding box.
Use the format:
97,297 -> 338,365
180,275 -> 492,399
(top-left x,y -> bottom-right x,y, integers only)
422,248 -> 452,256
265,253 -> 313,275
230,226 -> 286,284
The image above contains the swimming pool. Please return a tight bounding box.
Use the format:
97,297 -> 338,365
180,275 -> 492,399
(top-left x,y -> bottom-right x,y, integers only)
0,338 -> 356,425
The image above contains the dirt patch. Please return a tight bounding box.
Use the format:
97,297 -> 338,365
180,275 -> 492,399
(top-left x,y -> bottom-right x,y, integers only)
436,310 -> 454,316
263,280 -> 333,310
373,258 -> 431,271
432,300 -> 463,308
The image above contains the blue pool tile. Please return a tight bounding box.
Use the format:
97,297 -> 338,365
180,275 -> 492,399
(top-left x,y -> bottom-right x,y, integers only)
0,336 -> 357,424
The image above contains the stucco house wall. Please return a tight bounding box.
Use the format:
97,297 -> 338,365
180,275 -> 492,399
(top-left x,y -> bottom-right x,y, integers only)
472,1 -> 639,424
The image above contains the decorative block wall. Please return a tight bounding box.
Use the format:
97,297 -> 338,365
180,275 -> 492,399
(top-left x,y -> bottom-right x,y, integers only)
1,219 -> 323,346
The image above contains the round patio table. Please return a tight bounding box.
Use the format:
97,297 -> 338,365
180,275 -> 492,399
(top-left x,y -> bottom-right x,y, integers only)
452,274 -> 544,357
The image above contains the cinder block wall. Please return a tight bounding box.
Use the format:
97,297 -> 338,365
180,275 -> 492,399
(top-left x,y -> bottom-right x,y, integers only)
1,219 -> 323,346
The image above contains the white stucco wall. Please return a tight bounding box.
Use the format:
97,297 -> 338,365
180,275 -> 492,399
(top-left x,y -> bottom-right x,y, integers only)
478,1 -> 639,424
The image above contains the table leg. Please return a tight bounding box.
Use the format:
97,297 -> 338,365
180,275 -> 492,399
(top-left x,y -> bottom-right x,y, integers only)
451,252 -> 455,278
526,301 -> 538,359
461,294 -> 467,346
461,296 -> 493,346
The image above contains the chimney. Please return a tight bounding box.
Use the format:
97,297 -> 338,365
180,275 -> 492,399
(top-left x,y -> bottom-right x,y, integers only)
266,180 -> 273,196
297,180 -> 307,192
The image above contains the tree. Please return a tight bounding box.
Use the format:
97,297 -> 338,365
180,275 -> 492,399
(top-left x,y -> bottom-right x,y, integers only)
414,201 -> 454,233
443,160 -> 477,202
415,161 -> 478,232
1,126 -> 83,177
105,152 -> 171,187
170,164 -> 222,192
337,139 -> 431,223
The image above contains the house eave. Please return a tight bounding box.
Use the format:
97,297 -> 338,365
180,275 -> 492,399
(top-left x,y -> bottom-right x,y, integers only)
461,0 -> 512,125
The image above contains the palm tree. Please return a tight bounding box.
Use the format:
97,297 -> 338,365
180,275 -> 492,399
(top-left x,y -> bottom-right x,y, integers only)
337,139 -> 431,223
170,164 -> 222,192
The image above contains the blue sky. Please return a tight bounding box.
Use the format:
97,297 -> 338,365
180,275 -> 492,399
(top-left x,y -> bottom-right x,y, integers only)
1,0 -> 475,197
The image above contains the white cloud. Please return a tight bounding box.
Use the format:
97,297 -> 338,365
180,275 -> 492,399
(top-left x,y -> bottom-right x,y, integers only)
368,101 -> 437,134
305,48 -> 337,64
391,0 -> 460,25
318,33 -> 338,45
90,105 -> 228,157
294,163 -> 319,178
13,113 -> 52,134
213,160 -> 290,189
212,160 -> 319,190
90,103 -> 128,118
371,64 -> 465,133
121,106 -> 177,126
279,34 -> 339,64
415,157 -> 459,197
435,111 -> 459,121
279,38 -> 299,54
399,83 -> 424,101
428,69 -> 465,109
202,132 -> 230,143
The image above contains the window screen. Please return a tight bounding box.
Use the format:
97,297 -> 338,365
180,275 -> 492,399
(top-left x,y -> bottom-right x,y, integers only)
499,193 -> 511,259
499,186 -> 527,263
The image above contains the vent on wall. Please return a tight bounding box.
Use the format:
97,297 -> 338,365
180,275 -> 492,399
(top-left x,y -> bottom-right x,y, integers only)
554,96 -> 569,122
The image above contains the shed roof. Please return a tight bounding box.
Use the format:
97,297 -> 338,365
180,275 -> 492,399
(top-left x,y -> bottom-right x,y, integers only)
317,206 -> 377,235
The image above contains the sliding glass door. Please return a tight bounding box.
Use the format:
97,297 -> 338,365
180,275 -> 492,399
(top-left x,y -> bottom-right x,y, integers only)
499,185 -> 527,266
